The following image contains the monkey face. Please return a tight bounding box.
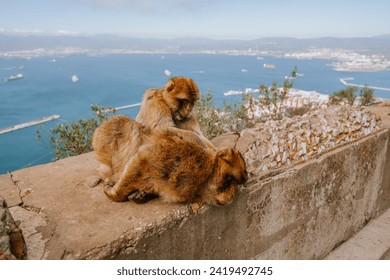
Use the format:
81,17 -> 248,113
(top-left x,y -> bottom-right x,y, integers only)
212,148 -> 248,206
162,77 -> 199,122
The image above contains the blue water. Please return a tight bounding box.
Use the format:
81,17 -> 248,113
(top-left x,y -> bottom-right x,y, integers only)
1,54 -> 390,174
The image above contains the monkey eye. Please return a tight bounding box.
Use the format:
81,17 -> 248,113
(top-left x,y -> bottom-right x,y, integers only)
181,99 -> 189,106
218,175 -> 234,192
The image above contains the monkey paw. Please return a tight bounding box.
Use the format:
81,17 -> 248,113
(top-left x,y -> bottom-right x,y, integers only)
104,179 -> 115,187
190,202 -> 201,215
103,185 -> 127,202
128,191 -> 159,204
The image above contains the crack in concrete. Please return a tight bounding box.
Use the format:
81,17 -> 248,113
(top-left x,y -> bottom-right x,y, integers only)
7,172 -> 54,260
7,172 -> 48,221
41,224 -> 57,260
24,205 -> 49,223
8,171 -> 24,206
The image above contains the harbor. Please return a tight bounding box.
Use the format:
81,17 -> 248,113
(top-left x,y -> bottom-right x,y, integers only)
0,115 -> 61,135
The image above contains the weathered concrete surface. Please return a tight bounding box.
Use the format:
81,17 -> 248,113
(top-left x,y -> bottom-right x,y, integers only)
248,130 -> 388,259
324,208 -> 390,260
367,105 -> 390,213
0,152 -> 194,259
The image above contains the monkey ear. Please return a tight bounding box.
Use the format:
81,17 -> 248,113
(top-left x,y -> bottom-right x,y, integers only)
166,79 -> 175,92
217,150 -> 226,158
217,148 -> 232,160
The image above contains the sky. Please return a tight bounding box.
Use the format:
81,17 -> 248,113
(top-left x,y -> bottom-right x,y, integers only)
1,0 -> 389,39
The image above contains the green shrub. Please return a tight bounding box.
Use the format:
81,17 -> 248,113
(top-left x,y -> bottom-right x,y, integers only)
256,67 -> 297,120
360,86 -> 375,106
329,86 -> 375,106
36,105 -> 115,161
196,68 -> 298,138
195,91 -> 255,140
329,86 -> 357,105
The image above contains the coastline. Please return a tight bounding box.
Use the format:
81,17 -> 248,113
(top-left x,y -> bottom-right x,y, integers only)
1,47 -> 390,73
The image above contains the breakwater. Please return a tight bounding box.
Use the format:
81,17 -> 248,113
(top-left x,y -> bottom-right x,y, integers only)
101,103 -> 141,113
340,78 -> 390,92
0,115 -> 60,135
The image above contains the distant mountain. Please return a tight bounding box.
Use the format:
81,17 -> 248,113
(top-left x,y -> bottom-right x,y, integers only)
0,33 -> 389,55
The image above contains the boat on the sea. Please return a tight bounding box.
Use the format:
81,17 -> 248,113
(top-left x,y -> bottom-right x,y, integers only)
224,90 -> 243,96
164,69 -> 172,76
263,64 -> 276,69
5,73 -> 23,82
71,75 -> 79,83
224,88 -> 260,96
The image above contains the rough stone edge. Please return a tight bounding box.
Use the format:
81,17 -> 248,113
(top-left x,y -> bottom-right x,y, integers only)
63,205 -> 193,260
0,196 -> 27,260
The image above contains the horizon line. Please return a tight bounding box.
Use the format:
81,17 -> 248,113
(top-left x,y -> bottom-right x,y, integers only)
0,29 -> 389,41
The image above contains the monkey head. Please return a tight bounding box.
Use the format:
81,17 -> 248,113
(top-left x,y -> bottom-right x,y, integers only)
162,77 -> 200,122
206,148 -> 248,206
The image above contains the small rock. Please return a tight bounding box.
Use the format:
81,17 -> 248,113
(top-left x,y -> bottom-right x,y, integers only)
84,176 -> 102,188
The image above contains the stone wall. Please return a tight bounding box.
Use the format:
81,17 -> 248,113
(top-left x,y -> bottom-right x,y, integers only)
0,106 -> 389,259
117,128 -> 388,260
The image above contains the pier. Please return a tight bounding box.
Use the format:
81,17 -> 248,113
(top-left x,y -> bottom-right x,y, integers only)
340,78 -> 390,92
0,114 -> 61,135
101,103 -> 141,113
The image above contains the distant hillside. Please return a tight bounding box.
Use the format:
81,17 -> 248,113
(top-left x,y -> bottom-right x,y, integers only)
0,33 -> 389,56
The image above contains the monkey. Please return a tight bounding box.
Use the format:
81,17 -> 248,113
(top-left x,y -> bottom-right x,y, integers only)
92,115 -> 248,213
92,114 -> 154,184
136,76 -> 215,150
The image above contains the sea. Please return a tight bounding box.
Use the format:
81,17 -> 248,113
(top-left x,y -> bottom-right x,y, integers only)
1,53 -> 390,174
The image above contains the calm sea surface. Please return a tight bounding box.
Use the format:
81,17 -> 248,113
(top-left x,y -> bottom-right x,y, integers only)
1,54 -> 390,174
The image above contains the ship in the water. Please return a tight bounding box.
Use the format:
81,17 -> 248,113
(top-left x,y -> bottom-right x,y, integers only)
263,63 -> 276,69
71,75 -> 79,83
5,73 -> 23,82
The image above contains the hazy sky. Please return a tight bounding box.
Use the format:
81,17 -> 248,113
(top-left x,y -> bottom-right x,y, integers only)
1,0 -> 389,39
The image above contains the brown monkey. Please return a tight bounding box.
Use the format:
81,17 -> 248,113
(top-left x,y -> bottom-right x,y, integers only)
92,114 -> 153,184
92,115 -> 247,212
136,76 -> 215,150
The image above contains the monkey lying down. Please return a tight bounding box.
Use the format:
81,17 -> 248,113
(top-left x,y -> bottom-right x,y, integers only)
92,115 -> 248,213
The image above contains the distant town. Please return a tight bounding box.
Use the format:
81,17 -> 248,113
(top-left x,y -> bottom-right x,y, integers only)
284,49 -> 390,72
1,47 -> 389,73
1,33 -> 389,72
